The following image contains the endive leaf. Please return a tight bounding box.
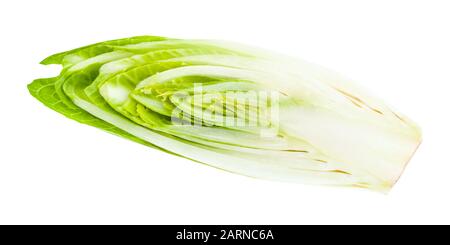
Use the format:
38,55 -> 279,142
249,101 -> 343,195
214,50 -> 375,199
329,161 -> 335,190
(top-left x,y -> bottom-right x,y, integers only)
28,35 -> 422,192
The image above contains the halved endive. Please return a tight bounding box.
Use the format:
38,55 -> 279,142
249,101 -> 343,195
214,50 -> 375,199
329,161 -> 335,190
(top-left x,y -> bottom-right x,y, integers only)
28,36 -> 421,192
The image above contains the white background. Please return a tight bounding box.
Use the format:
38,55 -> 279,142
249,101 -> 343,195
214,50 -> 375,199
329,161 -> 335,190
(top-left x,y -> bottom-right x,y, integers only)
1,0 -> 449,225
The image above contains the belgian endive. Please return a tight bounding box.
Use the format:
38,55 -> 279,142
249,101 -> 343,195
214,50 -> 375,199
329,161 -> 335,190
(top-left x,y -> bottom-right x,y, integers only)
28,36 -> 421,192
